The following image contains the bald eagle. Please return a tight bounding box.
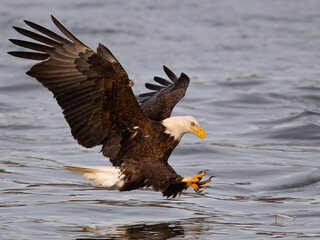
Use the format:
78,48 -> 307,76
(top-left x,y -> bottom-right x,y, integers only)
8,16 -> 212,197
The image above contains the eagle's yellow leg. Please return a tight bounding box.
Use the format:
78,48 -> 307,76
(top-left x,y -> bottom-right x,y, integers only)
182,171 -> 212,192
182,171 -> 205,185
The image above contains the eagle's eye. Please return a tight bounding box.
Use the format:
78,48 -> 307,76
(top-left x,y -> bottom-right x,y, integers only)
190,121 -> 195,127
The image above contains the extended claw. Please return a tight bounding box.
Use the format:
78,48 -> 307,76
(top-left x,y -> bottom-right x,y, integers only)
198,169 -> 209,175
182,171 -> 213,192
198,176 -> 214,185
190,183 -> 200,192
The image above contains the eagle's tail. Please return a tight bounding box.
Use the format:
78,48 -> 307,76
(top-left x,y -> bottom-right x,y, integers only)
65,166 -> 124,189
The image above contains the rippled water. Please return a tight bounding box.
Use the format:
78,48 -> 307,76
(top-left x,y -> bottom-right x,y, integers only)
1,0 -> 320,239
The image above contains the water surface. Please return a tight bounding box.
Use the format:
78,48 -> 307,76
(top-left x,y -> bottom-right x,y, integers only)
1,0 -> 320,239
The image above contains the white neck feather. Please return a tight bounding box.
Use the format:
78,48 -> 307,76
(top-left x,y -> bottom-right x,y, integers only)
162,116 -> 192,141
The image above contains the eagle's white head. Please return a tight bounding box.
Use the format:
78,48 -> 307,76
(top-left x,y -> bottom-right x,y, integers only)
162,116 -> 205,141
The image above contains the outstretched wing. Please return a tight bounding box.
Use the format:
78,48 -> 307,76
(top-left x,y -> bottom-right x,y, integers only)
8,15 -> 149,157
139,66 -> 190,121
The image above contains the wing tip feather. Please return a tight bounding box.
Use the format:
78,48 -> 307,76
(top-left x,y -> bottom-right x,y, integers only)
7,51 -> 50,60
163,65 -> 178,83
180,72 -> 190,84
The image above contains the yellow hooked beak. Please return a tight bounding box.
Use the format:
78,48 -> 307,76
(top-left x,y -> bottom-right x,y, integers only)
191,127 -> 205,139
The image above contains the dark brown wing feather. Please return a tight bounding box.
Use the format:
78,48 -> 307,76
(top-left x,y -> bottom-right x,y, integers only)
139,66 -> 190,121
8,15 -> 148,153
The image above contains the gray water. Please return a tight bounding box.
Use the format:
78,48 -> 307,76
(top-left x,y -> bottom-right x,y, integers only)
1,0 -> 320,239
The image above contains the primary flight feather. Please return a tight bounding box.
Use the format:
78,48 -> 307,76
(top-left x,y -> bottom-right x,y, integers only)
8,15 -> 211,198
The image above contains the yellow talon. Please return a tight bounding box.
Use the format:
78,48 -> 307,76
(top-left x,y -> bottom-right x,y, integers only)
190,183 -> 199,191
181,171 -> 213,192
182,171 -> 205,185
199,177 -> 212,185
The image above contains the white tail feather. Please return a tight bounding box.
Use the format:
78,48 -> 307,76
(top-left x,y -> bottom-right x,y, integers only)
65,166 -> 124,189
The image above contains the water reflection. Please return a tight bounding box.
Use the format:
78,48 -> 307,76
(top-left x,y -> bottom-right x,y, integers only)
74,222 -> 185,240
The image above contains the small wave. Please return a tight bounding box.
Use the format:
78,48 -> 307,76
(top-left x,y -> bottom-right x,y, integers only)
267,170 -> 320,191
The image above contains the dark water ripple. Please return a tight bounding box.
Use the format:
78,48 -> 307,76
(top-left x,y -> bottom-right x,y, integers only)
1,0 -> 320,239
